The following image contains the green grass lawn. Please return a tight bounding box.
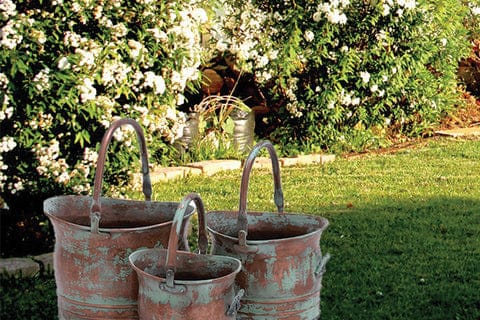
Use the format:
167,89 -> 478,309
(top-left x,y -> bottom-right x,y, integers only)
1,137 -> 479,319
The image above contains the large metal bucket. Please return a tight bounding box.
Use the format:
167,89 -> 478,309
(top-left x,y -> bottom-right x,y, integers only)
206,141 -> 330,319
129,193 -> 244,320
44,119 -> 193,319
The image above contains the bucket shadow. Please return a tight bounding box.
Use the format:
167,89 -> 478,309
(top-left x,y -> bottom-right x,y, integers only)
318,196 -> 480,320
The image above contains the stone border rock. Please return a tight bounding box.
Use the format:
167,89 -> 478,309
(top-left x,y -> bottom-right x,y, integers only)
435,126 -> 480,137
0,252 -> 54,277
1,153 -> 335,277
135,153 -> 336,185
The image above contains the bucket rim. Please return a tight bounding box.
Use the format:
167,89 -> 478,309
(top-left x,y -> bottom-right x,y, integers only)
206,210 -> 329,244
44,195 -> 194,233
129,248 -> 242,285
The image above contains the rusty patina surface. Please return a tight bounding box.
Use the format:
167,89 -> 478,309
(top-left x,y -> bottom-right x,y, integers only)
129,193 -> 243,320
206,141 -> 330,319
44,119 -> 192,319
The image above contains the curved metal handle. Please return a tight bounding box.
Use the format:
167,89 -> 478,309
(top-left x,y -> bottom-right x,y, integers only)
90,118 -> 152,234
237,140 -> 284,238
164,193 -> 208,288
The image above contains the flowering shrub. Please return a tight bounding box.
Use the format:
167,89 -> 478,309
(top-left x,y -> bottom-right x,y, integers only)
211,0 -> 477,153
1,0 -> 478,215
0,0 -> 213,212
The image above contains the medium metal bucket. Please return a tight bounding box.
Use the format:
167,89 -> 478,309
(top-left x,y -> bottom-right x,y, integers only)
206,141 -> 330,319
44,119 -> 193,319
129,193 -> 244,320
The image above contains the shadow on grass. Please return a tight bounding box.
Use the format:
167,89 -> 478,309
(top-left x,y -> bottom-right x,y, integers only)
0,196 -> 478,320
320,196 -> 480,320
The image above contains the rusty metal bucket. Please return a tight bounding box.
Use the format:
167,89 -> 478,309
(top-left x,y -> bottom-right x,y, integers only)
129,193 -> 244,320
206,141 -> 330,319
44,119 -> 193,319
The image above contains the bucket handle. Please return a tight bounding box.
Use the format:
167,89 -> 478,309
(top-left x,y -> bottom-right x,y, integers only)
237,140 -> 284,239
90,118 -> 152,234
164,193 -> 209,289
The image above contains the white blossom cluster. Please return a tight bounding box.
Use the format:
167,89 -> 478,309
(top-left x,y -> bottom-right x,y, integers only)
1,19 -> 23,49
0,0 -> 212,196
314,0 -> 350,25
33,68 -> 51,92
210,0 -> 278,81
468,3 -> 480,15
380,0 -> 417,17
0,0 -> 16,19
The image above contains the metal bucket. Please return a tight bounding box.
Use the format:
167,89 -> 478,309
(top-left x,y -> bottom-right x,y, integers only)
129,193 -> 244,320
206,141 -> 330,319
44,119 -> 193,319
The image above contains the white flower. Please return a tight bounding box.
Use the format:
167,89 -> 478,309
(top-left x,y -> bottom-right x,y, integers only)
0,73 -> 8,89
57,57 -> 71,70
351,97 -> 360,105
111,23 -> 128,38
370,84 -> 378,92
13,180 -> 24,193
360,71 -> 371,83
128,39 -> 144,59
192,8 -> 208,24
64,31 -> 82,47
0,136 -> 17,153
31,29 -> 46,44
215,40 -> 228,52
327,9 -> 347,24
57,171 -> 70,184
33,68 -> 51,92
0,107 -> 13,121
143,72 -> 166,95
440,38 -> 447,46
79,78 -> 97,102
0,0 -> 17,18
147,28 -> 168,42
1,20 -> 23,49
76,48 -> 95,67
382,4 -> 391,16
304,30 -> 315,42
471,6 -> 480,15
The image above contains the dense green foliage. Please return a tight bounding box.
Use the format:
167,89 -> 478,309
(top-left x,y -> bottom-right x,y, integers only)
214,0 -> 477,154
0,0 -> 478,230
0,0 -> 212,214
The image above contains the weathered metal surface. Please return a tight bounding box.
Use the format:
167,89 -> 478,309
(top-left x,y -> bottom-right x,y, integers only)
129,193 -> 243,320
44,119 -> 192,319
206,141 -> 330,319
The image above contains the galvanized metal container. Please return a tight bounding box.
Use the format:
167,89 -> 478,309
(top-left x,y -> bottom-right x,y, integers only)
129,193 -> 244,320
206,141 -> 330,319
44,119 -> 192,319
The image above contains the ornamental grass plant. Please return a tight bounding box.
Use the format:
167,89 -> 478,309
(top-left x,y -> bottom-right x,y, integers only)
1,137 -> 479,319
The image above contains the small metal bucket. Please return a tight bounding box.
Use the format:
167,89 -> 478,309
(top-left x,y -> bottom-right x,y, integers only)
206,141 -> 330,319
44,119 -> 193,319
129,193 -> 244,320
